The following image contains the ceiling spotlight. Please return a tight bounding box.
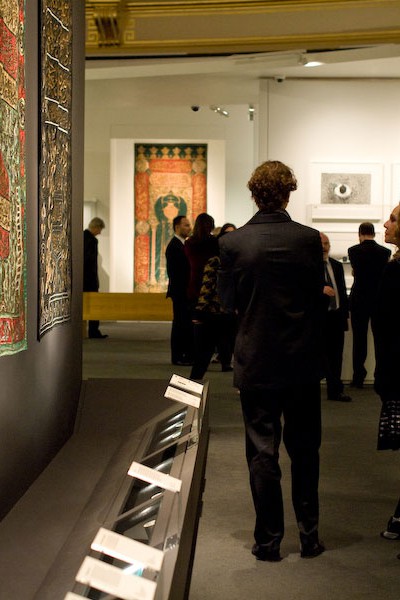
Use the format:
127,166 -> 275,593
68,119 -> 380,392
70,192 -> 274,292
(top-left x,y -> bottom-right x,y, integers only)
248,104 -> 255,121
304,60 -> 323,68
209,105 -> 229,117
299,54 -> 323,67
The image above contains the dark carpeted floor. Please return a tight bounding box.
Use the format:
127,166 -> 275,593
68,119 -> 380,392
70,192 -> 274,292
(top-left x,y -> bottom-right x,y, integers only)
1,321 -> 397,599
85,322 -> 399,600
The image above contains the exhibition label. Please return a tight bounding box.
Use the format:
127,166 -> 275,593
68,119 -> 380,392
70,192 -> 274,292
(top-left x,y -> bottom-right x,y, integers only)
92,528 -> 164,572
164,385 -> 201,409
128,461 -> 182,493
76,556 -> 157,600
169,374 -> 203,396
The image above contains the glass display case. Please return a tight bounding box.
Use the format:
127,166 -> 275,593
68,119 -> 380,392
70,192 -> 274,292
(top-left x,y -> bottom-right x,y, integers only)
69,382 -> 209,600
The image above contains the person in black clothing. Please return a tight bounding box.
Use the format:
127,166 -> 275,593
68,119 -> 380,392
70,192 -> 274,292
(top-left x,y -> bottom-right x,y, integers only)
373,205 -> 400,554
189,225 -> 237,380
83,217 -> 107,339
348,222 -> 390,387
184,213 -> 219,305
165,215 -> 193,365
320,232 -> 351,402
218,161 -> 326,562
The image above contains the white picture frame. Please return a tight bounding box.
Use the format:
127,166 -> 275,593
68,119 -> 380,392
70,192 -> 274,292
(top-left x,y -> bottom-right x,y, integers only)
307,162 -> 384,222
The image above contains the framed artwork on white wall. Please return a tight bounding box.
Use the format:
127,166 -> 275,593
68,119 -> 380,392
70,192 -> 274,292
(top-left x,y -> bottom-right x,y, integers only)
308,162 -> 384,222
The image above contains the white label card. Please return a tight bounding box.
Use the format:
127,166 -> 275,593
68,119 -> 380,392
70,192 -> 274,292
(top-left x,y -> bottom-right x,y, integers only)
169,374 -> 203,397
164,385 -> 201,409
64,594 -> 86,600
92,528 -> 164,571
76,556 -> 157,600
128,461 -> 182,493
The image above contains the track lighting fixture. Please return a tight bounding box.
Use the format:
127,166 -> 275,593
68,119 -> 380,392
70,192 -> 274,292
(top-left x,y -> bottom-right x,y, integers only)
209,105 -> 229,117
299,54 -> 323,67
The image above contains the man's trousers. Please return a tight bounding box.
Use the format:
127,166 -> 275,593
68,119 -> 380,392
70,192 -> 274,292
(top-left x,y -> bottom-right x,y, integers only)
240,383 -> 322,546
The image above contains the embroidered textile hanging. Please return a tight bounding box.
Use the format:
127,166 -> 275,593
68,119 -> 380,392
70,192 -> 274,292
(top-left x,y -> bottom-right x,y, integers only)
0,0 -> 27,356
134,143 -> 207,292
38,0 -> 72,337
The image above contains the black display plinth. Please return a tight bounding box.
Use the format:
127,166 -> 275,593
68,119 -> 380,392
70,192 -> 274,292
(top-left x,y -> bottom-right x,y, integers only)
0,379 -> 209,600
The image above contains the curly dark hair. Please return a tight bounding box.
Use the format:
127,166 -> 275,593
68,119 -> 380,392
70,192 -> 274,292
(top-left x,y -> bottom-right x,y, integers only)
247,160 -> 298,212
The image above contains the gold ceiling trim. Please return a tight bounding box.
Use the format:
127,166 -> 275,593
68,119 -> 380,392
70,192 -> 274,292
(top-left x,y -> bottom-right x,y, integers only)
86,28 -> 400,55
85,0 -> 400,54
86,0 -> 400,20
122,1 -> 399,18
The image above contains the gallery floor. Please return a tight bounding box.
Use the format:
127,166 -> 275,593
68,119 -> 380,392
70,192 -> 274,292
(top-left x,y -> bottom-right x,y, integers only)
81,321 -> 399,600
0,320 -> 397,599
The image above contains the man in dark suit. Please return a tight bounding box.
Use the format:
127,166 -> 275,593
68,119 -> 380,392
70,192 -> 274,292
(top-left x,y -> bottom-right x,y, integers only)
320,232 -> 351,402
348,222 -> 390,388
165,215 -> 193,365
218,160 -> 325,562
84,217 -> 107,339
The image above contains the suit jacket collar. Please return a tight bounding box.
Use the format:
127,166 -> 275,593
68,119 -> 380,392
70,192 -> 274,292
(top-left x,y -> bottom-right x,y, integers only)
174,233 -> 185,244
248,209 -> 291,225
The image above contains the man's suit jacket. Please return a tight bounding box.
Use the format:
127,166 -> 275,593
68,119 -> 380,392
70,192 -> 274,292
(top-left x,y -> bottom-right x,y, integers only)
165,235 -> 190,299
83,229 -> 99,292
348,240 -> 390,310
325,257 -> 349,331
218,209 -> 325,391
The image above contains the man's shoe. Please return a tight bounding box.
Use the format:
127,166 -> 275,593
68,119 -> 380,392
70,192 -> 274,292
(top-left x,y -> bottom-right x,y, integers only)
89,333 -> 108,339
300,540 -> 325,559
252,543 -> 282,562
381,516 -> 400,540
328,393 -> 352,402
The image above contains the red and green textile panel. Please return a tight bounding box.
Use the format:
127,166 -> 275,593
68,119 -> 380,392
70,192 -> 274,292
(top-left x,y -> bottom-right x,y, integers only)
0,0 -> 26,356
134,143 -> 207,292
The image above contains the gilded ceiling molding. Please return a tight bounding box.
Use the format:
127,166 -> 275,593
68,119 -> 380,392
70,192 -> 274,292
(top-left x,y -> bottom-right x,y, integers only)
85,0 -> 400,53
122,1 -> 400,18
86,28 -> 400,55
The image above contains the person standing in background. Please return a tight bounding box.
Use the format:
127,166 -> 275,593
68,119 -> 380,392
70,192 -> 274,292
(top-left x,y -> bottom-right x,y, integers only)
189,224 -> 237,380
165,215 -> 193,366
83,217 -> 107,339
373,204 -> 400,556
348,222 -> 390,388
184,212 -> 219,305
218,160 -> 326,562
320,232 -> 351,402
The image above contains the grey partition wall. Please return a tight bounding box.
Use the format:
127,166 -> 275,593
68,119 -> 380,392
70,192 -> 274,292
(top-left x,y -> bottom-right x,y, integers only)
0,0 -> 85,519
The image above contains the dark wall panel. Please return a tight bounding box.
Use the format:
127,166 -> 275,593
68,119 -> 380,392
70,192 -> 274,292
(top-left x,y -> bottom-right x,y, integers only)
0,0 -> 85,520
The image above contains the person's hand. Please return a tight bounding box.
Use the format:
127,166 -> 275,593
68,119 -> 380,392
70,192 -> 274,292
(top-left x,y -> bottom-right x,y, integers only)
323,285 -> 335,297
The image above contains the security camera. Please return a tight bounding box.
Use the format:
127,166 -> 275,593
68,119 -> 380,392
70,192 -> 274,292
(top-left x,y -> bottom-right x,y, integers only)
191,105 -> 200,112
274,75 -> 286,83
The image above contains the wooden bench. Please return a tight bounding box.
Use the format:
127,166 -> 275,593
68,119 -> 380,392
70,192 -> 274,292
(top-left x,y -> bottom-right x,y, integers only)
83,292 -> 172,335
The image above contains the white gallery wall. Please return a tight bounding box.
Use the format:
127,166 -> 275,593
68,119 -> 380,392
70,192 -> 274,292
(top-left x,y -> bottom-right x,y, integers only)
265,78 -> 400,262
84,78 -> 256,292
84,75 -> 400,293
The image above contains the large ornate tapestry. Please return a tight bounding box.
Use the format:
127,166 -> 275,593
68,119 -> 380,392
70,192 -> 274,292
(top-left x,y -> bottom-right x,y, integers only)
134,143 -> 207,292
0,0 -> 26,356
38,1 -> 72,337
